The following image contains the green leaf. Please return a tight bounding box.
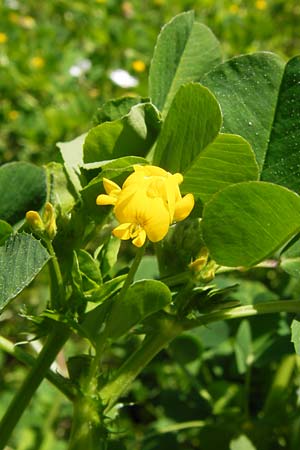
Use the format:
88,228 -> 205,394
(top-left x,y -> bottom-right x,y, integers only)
169,334 -> 202,365
203,52 -> 285,170
104,280 -> 172,341
76,249 -> 102,289
0,233 -> 50,313
202,181 -> 300,267
86,275 -> 126,306
182,134 -> 259,203
230,435 -> 256,450
46,162 -> 76,215
149,11 -> 222,115
0,162 -> 47,225
261,56 -> 300,191
93,96 -> 148,125
0,220 -> 13,246
83,103 -> 161,163
280,237 -> 300,278
234,320 -> 252,374
203,53 -> 300,193
57,133 -> 86,192
291,318 -> 300,355
153,83 -> 222,173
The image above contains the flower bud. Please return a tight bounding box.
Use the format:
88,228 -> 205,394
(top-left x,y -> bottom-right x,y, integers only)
26,211 -> 45,232
43,202 -> 57,240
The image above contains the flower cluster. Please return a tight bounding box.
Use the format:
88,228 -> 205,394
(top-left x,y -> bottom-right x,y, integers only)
96,165 -> 194,247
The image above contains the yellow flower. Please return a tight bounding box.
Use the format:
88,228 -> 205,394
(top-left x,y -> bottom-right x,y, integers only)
255,0 -> 267,10
132,60 -> 146,73
96,165 -> 194,247
0,33 -> 8,44
30,56 -> 45,69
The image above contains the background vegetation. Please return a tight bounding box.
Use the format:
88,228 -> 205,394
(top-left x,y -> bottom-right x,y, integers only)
1,1 -> 300,449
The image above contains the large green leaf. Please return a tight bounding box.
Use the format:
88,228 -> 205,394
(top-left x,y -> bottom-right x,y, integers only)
181,134 -> 259,203
202,181 -> 300,267
262,56 -> 300,189
149,11 -> 222,116
0,233 -> 50,313
104,280 -> 172,341
0,162 -> 47,225
203,52 -> 285,170
153,83 -> 222,173
83,103 -> 161,164
203,53 -> 300,193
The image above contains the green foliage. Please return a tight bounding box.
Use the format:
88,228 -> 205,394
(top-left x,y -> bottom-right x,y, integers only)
153,83 -> 222,172
202,182 -> 300,266
1,6 -> 300,450
149,11 -> 222,115
0,162 -> 47,225
83,102 -> 161,163
0,233 -> 50,313
182,133 -> 259,202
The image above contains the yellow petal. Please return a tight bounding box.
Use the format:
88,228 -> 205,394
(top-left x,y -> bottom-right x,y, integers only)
132,229 -> 147,247
103,178 -> 121,195
143,199 -> 170,242
112,223 -> 132,240
173,193 -> 194,222
173,173 -> 183,185
96,194 -> 117,206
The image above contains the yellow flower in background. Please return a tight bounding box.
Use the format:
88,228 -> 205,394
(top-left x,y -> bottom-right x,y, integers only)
0,33 -> 8,44
97,165 -> 194,247
132,60 -> 146,73
229,4 -> 239,14
9,13 -> 19,24
255,0 -> 267,10
8,110 -> 19,121
30,56 -> 45,69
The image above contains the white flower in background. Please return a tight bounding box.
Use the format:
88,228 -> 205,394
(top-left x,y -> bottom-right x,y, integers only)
69,58 -> 92,78
5,0 -> 19,9
109,69 -> 138,88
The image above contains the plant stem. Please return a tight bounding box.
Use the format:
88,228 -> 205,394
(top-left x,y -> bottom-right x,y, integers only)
183,300 -> 300,330
99,315 -> 182,412
119,244 -> 146,296
99,300 -> 300,413
0,324 -> 70,450
0,335 -> 75,400
87,244 -> 147,384
45,238 -> 64,310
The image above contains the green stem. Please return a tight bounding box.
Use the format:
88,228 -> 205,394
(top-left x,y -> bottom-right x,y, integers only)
87,244 -> 147,384
45,239 -> 64,310
99,315 -> 182,412
0,324 -> 70,450
119,244 -> 146,297
183,300 -> 300,330
0,335 -> 75,400
99,300 -> 300,413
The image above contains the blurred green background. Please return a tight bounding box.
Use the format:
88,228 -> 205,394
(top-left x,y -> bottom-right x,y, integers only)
1,2 -> 300,449
1,0 -> 299,164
